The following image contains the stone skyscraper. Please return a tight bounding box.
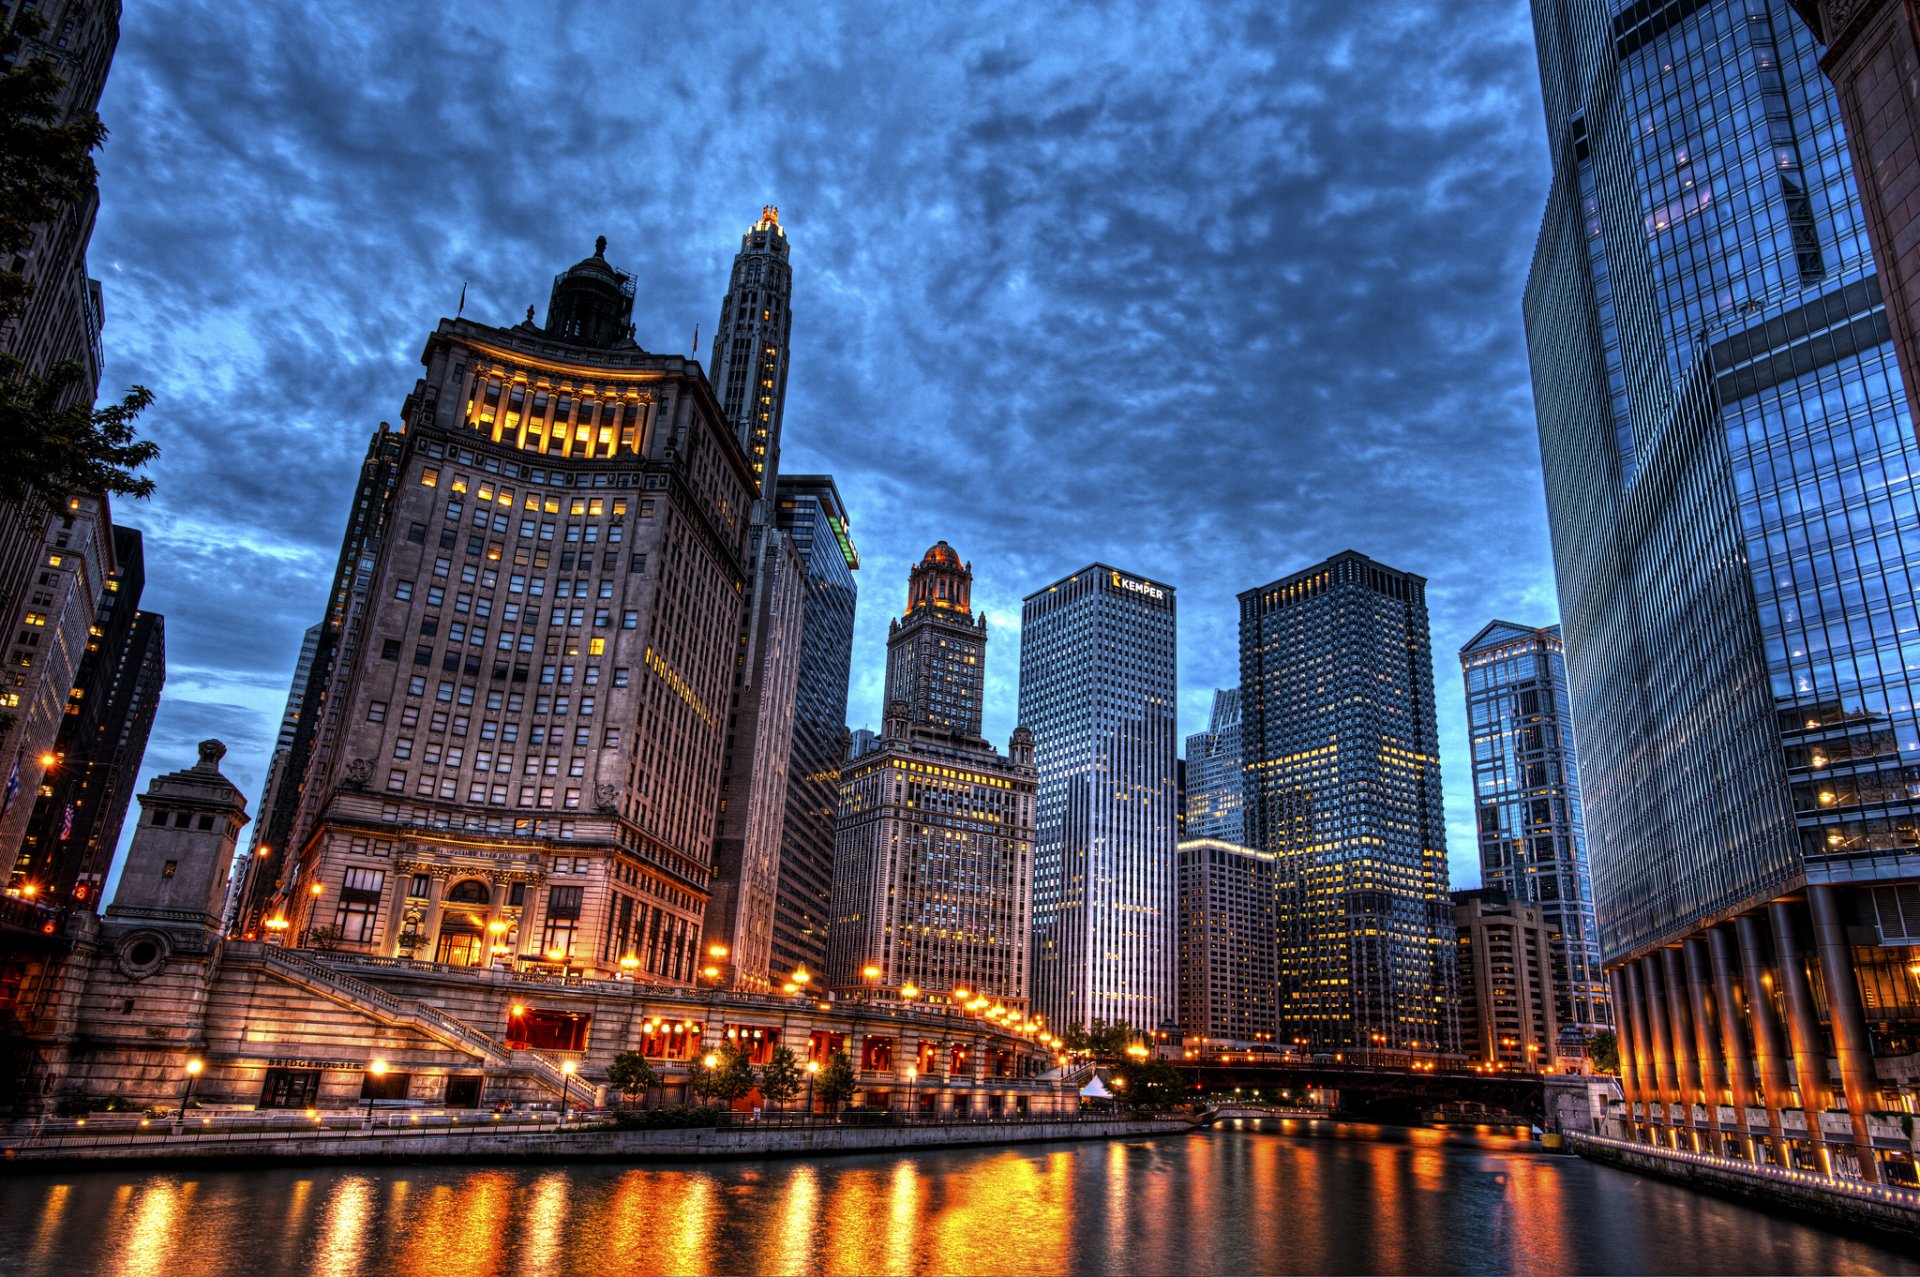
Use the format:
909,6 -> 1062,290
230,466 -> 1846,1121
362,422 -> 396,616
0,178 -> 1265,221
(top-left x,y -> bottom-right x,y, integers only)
1459,621 -> 1608,1040
827,543 -> 1035,1008
708,206 -> 792,499
1183,687 -> 1244,843
262,238 -> 757,985
1527,0 -> 1920,1179
1177,836 -> 1277,1049
1240,551 -> 1458,1055
1022,564 -> 1180,1036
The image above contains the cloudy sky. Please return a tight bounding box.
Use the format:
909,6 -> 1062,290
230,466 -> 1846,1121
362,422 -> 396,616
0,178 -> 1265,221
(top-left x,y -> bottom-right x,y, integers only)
91,0 -> 1557,889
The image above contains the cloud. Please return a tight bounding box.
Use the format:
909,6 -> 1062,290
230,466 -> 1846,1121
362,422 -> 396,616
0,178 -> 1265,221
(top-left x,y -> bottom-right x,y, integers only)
94,0 -> 1556,891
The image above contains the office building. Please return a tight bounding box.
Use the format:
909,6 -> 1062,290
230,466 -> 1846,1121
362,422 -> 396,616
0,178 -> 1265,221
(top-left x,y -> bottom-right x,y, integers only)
708,206 -> 791,500
1526,0 -> 1920,1178
1240,551 -> 1459,1055
1184,687 -> 1245,842
827,543 -> 1036,1008
1176,837 -> 1277,1048
1453,887 -> 1560,1071
1459,621 -> 1609,1034
1022,564 -> 1179,1035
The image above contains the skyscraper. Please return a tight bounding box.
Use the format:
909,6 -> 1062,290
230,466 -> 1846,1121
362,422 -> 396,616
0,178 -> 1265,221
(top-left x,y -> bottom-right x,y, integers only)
1240,551 -> 1458,1056
1184,687 -> 1245,842
769,474 -> 859,981
1458,621 -> 1609,1037
1526,0 -> 1920,1179
709,206 -> 792,500
262,238 -> 757,984
1022,564 -> 1179,1036
1453,887 -> 1561,1071
1177,836 -> 1277,1049
827,543 -> 1035,1007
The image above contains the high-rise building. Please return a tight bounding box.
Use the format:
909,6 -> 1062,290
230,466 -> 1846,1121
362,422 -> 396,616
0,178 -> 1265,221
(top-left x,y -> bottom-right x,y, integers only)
261,238 -> 758,985
1458,621 -> 1609,1034
769,475 -> 859,982
705,530 -> 803,990
1184,687 -> 1245,842
1525,0 -> 1920,1179
10,525 -> 162,911
709,206 -> 792,500
827,543 -> 1036,1008
1176,837 -> 1276,1049
847,728 -> 879,760
230,623 -> 321,929
1453,887 -> 1560,1071
1022,564 -> 1179,1036
1240,551 -> 1458,1056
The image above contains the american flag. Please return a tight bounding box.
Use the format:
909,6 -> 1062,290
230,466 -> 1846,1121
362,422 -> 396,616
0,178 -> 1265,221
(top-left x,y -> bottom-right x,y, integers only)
0,754 -> 17,819
59,803 -> 74,841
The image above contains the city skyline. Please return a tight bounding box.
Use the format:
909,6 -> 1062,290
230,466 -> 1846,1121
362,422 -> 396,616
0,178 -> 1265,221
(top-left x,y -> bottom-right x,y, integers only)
86,0 -> 1558,894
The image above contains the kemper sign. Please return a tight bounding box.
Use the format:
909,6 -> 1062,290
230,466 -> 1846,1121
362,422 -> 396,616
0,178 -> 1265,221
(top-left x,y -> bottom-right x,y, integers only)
1110,571 -> 1167,601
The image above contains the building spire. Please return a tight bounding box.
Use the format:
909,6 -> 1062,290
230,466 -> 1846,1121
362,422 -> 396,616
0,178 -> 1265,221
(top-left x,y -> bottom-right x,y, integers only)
710,207 -> 794,496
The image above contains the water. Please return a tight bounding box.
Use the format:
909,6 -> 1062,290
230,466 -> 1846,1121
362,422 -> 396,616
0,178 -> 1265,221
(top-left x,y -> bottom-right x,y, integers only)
0,1124 -> 1910,1275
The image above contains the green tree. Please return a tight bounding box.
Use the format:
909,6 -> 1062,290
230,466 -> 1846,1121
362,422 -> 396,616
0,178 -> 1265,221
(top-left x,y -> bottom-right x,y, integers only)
0,11 -> 156,514
815,1050 -> 856,1114
1065,1019 -> 1136,1059
1110,1059 -> 1187,1110
606,1051 -> 661,1108
711,1042 -> 756,1108
1586,1029 -> 1620,1077
758,1045 -> 803,1113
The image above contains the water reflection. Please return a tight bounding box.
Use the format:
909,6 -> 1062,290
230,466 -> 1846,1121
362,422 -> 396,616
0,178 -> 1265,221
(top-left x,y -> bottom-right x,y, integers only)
0,1129 -> 1913,1276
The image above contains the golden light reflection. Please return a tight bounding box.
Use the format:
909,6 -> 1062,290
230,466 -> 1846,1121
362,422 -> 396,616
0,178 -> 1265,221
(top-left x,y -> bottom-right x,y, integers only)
314,1175 -> 374,1277
520,1171 -> 572,1275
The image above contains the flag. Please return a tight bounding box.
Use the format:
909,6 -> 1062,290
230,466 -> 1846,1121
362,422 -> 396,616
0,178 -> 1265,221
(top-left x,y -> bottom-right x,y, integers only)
59,802 -> 74,841
0,754 -> 17,819
692,323 -> 699,355
457,281 -> 468,318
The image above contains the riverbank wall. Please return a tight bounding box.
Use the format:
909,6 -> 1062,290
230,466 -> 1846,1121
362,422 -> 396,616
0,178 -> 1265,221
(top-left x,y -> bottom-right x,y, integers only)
0,1116 -> 1187,1172
1568,1132 -> 1920,1244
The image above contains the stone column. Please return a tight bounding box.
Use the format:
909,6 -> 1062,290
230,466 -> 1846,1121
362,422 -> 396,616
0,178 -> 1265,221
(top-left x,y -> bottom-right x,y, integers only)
1625,962 -> 1659,1139
1808,884 -> 1882,1184
1661,945 -> 1701,1146
1609,968 -> 1640,1137
1707,923 -> 1762,1160
1640,954 -> 1679,1142
1738,912 -> 1795,1165
1769,900 -> 1833,1172
1683,937 -> 1728,1152
419,874 -> 449,963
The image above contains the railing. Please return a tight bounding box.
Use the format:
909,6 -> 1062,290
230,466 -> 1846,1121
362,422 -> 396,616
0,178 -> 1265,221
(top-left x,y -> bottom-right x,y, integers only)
708,1109 -> 1132,1131
2,1110 -> 568,1154
1572,1132 -> 1920,1212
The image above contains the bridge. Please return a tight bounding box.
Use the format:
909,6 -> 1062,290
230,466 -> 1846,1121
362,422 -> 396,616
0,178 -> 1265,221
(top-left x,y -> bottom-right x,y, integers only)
1192,1103 -> 1333,1126
1172,1058 -> 1546,1125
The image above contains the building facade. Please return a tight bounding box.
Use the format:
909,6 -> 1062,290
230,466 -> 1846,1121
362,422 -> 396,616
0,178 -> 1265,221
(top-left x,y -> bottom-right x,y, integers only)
827,543 -> 1036,1011
1526,0 -> 1920,1180
769,475 -> 859,981
11,525 -> 162,911
261,239 -> 757,988
1176,837 -> 1277,1048
1021,564 -> 1179,1036
1240,551 -> 1459,1056
1459,621 -> 1609,1034
1184,687 -> 1245,843
1453,887 -> 1561,1071
708,206 -> 792,501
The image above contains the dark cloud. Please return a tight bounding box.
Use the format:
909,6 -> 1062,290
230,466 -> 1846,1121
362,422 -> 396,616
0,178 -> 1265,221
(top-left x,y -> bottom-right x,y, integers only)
94,0 -> 1555,888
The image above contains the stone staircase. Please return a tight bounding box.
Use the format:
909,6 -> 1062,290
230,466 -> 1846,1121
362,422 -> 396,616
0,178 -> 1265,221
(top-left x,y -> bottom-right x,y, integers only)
235,943 -> 572,1098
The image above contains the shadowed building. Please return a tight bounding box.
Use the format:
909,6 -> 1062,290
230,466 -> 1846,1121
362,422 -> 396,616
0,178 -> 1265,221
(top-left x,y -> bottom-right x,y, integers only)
1240,551 -> 1459,1057
1453,887 -> 1560,1071
1177,837 -> 1277,1049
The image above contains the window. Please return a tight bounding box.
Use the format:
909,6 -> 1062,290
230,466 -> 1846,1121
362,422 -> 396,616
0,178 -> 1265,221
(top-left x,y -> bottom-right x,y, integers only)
335,867 -> 386,942
395,580 -> 414,601
421,467 -> 439,488
381,639 -> 402,661
386,769 -> 406,792
622,611 -> 638,629
368,701 -> 387,723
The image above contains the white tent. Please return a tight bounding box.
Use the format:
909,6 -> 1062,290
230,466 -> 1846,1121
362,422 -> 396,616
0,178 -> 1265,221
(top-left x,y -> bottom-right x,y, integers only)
1080,1072 -> 1115,1100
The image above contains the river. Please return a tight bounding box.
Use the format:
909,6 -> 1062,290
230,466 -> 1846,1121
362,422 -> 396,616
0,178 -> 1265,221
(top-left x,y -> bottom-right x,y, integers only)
0,1123 -> 1910,1275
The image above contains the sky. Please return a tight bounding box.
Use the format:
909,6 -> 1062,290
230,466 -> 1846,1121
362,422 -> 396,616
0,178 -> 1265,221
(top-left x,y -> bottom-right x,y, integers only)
90,0 -> 1559,891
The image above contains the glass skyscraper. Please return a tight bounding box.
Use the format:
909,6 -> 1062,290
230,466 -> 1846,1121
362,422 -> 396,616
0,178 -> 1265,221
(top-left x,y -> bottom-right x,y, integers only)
1239,551 -> 1459,1056
1527,0 -> 1920,1178
1459,621 -> 1610,1040
1022,565 -> 1180,1036
1184,688 -> 1245,843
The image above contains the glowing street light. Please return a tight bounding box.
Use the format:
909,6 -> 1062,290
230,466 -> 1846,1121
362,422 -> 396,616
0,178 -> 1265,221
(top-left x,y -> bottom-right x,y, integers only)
364,1060 -> 388,1124
178,1058 -> 204,1122
560,1060 -> 578,1122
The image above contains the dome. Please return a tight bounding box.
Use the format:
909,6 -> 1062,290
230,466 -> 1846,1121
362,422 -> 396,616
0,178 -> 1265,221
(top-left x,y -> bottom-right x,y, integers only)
920,541 -> 962,569
906,540 -> 972,615
544,236 -> 635,348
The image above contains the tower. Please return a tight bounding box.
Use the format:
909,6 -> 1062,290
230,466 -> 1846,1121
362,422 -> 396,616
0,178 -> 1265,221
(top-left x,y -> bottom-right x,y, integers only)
885,542 -> 986,738
1183,688 -> 1244,843
709,206 -> 792,498
1020,564 -> 1180,1037
1239,551 -> 1457,1056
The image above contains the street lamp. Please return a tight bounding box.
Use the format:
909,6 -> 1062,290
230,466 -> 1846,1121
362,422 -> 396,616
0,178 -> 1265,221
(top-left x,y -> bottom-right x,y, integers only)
179,1058 -> 203,1123
906,1065 -> 918,1116
365,1059 -> 388,1125
560,1060 -> 577,1123
806,1059 -> 820,1118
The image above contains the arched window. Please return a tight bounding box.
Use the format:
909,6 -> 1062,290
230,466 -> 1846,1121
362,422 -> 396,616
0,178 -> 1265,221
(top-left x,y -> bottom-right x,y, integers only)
446,879 -> 491,905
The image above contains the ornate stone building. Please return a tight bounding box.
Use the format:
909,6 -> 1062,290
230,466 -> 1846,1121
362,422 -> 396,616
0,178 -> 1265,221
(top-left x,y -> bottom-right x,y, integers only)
708,206 -> 792,500
827,544 -> 1036,1011
260,239 -> 757,985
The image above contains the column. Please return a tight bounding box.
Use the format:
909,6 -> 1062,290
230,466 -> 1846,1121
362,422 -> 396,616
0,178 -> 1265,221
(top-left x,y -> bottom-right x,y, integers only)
1707,923 -> 1762,1160
1683,936 -> 1730,1154
1660,945 -> 1701,1146
419,873 -> 449,963
1624,962 -> 1659,1140
1608,967 -> 1640,1137
1737,912 -> 1795,1165
1769,900 -> 1833,1172
1808,884 -> 1882,1184
1641,954 -> 1679,1142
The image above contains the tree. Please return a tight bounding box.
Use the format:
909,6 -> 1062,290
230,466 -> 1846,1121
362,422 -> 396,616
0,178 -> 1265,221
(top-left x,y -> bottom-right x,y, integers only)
1109,1059 -> 1187,1110
815,1050 -> 856,1114
606,1051 -> 661,1108
691,1042 -> 755,1110
0,10 -> 156,513
758,1045 -> 803,1113
1587,1029 -> 1620,1077
1065,1019 -> 1135,1059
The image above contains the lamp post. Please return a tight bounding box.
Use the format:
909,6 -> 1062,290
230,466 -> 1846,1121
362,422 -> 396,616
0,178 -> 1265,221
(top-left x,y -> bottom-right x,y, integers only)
806,1059 -> 819,1121
906,1065 -> 917,1118
364,1060 -> 387,1126
178,1059 -> 203,1126
560,1060 -> 577,1123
